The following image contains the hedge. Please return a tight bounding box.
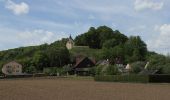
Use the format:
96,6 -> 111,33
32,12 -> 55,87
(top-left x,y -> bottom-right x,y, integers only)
94,75 -> 170,83
149,75 -> 170,83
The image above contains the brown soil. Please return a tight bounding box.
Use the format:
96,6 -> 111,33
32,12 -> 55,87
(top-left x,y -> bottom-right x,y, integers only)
0,78 -> 170,100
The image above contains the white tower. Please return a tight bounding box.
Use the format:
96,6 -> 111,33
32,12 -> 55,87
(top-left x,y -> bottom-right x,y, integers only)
66,35 -> 74,50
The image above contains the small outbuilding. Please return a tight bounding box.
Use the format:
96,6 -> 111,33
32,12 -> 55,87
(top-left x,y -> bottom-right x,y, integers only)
72,56 -> 95,76
2,61 -> 23,75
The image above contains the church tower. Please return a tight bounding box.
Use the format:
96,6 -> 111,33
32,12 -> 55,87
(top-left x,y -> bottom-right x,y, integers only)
66,35 -> 74,50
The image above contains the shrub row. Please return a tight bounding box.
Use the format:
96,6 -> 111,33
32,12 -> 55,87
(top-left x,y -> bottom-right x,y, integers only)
94,75 -> 170,83
149,75 -> 170,83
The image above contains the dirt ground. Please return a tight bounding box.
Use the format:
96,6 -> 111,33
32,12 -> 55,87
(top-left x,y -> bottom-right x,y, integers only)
0,78 -> 170,100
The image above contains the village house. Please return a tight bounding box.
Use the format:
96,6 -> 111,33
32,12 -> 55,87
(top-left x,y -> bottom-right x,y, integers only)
2,61 -> 23,75
72,55 -> 96,76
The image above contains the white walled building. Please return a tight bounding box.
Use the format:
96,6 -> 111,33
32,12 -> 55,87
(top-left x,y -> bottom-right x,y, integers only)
2,61 -> 23,75
66,35 -> 74,50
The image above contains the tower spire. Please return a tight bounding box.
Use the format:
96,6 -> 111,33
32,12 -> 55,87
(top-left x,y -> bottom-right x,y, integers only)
69,34 -> 73,40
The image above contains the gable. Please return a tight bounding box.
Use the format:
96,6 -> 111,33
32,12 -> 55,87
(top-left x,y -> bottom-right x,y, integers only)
74,57 -> 95,69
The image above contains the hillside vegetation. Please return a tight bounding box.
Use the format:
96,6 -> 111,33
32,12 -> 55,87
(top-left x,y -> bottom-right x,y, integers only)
0,25 -> 170,74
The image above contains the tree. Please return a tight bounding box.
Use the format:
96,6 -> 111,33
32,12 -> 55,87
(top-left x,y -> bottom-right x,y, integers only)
95,65 -> 104,75
74,34 -> 87,46
32,51 -> 49,71
131,61 -> 146,73
96,26 -> 114,48
85,27 -> 100,48
101,45 -> 124,64
131,49 -> 142,62
25,66 -> 37,74
113,30 -> 128,44
103,39 -> 118,49
46,47 -> 70,67
162,64 -> 170,74
147,54 -> 167,71
124,36 -> 147,62
106,65 -> 120,75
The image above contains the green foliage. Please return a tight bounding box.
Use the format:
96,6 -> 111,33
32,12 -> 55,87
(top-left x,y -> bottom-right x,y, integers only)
74,26 -> 127,49
96,26 -> 114,47
25,66 -> 37,74
95,65 -> 104,75
147,54 -> 166,70
86,27 -> 100,48
94,75 -> 149,83
113,30 -> 128,44
101,45 -> 124,64
32,51 -> 49,71
69,46 -> 102,61
50,38 -> 68,47
131,61 -> 146,73
46,46 -> 70,68
74,34 -> 87,46
105,65 -> 120,75
2,25 -> 169,76
95,65 -> 119,75
74,26 -> 148,65
43,67 -> 65,76
0,39 -> 70,73
124,36 -> 147,62
162,65 -> 170,74
145,53 -> 170,74
103,39 -> 118,49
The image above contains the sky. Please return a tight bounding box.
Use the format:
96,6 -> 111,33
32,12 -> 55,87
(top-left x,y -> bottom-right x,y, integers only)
0,0 -> 170,55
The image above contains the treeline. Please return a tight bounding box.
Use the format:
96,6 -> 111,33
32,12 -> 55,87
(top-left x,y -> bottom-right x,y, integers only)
0,25 -> 170,74
74,26 -> 170,74
75,26 -> 147,64
0,39 -> 70,73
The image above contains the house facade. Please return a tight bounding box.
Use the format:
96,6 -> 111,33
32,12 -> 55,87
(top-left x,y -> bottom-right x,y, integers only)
2,61 -> 23,75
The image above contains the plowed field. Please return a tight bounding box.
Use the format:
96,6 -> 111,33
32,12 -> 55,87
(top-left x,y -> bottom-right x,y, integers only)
0,78 -> 170,100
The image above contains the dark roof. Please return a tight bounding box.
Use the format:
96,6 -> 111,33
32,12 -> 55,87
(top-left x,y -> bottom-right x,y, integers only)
73,57 -> 95,69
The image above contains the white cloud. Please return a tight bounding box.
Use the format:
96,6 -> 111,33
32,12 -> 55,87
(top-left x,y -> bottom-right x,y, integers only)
134,0 -> 164,11
0,26 -> 69,50
128,25 -> 146,32
17,29 -> 67,46
147,24 -> 170,54
5,0 -> 29,15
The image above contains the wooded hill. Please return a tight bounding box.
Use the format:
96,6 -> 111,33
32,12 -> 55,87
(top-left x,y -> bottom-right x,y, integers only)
0,26 -> 170,74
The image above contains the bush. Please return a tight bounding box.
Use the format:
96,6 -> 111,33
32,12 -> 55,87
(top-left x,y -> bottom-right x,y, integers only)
149,75 -> 170,83
25,66 -> 37,74
106,65 -> 120,75
95,65 -> 104,75
43,67 -> 65,76
94,75 -> 149,83
95,65 -> 120,76
161,64 -> 170,74
131,61 -> 146,73
94,75 -> 170,83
